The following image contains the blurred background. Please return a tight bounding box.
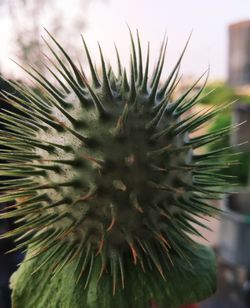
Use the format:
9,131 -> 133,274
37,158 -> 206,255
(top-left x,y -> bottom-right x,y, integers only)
1,0 -> 250,307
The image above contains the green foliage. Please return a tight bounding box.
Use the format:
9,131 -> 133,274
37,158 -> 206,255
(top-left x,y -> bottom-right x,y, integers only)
201,82 -> 250,186
209,114 -> 250,186
201,82 -> 236,105
0,31 -> 227,307
201,81 -> 250,106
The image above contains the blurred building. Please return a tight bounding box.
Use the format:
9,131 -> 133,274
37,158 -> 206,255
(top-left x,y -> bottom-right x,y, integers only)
228,20 -> 250,88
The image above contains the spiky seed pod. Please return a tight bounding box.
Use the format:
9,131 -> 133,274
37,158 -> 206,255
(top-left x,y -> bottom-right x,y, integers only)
0,30 -> 232,307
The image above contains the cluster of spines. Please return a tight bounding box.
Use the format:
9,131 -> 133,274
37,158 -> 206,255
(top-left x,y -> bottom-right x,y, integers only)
0,29 -> 237,294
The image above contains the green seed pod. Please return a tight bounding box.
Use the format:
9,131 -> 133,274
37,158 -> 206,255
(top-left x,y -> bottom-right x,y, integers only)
0,30 -> 232,308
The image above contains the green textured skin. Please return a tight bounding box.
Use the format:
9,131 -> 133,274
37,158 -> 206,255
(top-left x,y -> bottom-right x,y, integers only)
0,30 -> 231,307
11,244 -> 216,308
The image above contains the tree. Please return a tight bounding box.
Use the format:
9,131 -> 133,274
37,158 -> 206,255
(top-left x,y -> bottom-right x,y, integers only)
0,0 -> 107,75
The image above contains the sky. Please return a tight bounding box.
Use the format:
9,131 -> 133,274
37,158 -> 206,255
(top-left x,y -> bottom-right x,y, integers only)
0,0 -> 250,81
